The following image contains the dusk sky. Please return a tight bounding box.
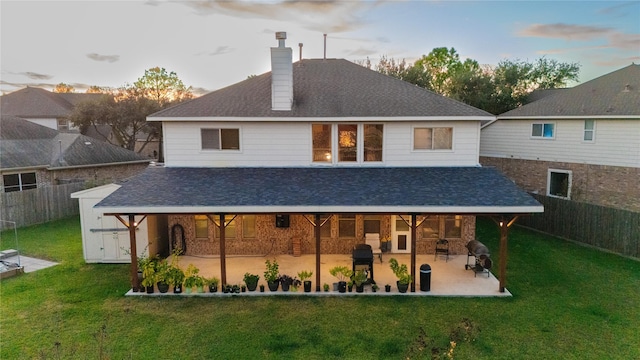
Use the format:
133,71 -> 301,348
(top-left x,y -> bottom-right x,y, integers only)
1,1 -> 639,95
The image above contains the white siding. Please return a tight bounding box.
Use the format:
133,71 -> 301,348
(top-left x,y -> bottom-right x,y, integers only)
480,119 -> 640,168
163,120 -> 481,167
25,118 -> 57,130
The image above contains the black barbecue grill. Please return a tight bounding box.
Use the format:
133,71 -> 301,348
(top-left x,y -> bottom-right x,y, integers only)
352,244 -> 375,284
465,240 -> 492,277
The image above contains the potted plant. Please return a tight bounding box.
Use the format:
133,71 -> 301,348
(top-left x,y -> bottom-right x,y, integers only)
183,264 -> 201,294
389,258 -> 412,293
206,276 -> 219,293
195,275 -> 205,293
278,274 -> 295,292
166,264 -> 185,294
139,255 -> 159,294
329,266 -> 352,293
154,259 -> 171,293
353,269 -> 367,293
385,284 -> 391,293
243,272 -> 260,292
298,270 -> 313,293
259,284 -> 265,292
372,284 -> 379,293
323,283 -> 330,292
264,259 -> 280,291
381,236 -> 392,252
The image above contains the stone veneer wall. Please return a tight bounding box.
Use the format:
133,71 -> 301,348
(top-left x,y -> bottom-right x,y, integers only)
168,214 -> 475,256
480,157 -> 640,212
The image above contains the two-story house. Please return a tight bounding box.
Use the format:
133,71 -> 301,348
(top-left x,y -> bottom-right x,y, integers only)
480,64 -> 639,257
95,33 -> 542,292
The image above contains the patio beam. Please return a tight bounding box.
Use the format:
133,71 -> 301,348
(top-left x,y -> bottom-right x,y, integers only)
492,215 -> 519,293
410,214 -> 417,292
315,213 -> 321,292
219,214 -> 227,286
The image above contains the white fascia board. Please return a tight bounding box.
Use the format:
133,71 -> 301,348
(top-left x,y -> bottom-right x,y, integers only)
497,115 -> 639,120
147,116 -> 495,122
98,205 -> 543,215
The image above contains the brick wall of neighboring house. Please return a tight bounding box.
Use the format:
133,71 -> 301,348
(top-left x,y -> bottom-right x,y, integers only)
480,157 -> 640,212
168,214 -> 475,256
46,163 -> 149,187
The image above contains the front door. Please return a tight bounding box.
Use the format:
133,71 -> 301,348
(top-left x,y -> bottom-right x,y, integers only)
391,215 -> 411,253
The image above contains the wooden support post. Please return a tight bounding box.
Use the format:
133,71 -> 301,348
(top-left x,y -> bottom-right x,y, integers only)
498,219 -> 508,293
219,214 -> 227,287
315,214 -> 321,292
128,214 -> 139,292
410,214 -> 417,292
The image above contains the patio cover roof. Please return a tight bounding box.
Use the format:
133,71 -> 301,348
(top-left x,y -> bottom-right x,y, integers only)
96,166 -> 543,215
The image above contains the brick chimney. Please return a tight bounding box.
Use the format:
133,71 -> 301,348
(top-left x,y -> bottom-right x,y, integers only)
271,32 -> 293,111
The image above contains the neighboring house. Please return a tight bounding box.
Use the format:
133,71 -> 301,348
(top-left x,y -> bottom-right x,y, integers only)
0,115 -> 151,229
0,87 -> 160,159
480,64 -> 640,212
95,33 -> 542,292
0,86 -> 101,132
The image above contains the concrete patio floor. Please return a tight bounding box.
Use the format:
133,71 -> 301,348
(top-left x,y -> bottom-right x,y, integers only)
127,253 -> 511,297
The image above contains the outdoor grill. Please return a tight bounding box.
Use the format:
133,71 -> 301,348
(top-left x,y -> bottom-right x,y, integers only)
352,244 -> 375,284
465,240 -> 492,277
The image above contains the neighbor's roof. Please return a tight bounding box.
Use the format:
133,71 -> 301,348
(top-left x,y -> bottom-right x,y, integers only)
0,87 -> 102,118
95,166 -> 543,214
149,58 -> 494,120
0,116 -> 150,170
499,64 -> 640,119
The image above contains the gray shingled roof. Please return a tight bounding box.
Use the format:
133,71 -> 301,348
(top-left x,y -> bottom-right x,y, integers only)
0,87 -> 103,118
96,166 -> 542,214
0,116 -> 150,170
149,59 -> 493,119
499,64 -> 640,118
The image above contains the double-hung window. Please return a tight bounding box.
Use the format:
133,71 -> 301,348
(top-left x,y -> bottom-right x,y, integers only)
413,127 -> 453,150
201,128 -> 240,150
531,123 -> 554,138
3,172 -> 37,192
583,120 -> 595,142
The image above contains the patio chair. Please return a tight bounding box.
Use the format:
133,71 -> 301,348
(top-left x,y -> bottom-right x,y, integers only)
434,239 -> 449,262
365,233 -> 383,263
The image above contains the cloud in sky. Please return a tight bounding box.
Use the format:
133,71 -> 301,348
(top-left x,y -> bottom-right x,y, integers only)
196,46 -> 234,57
87,53 -> 120,63
178,0 -> 375,33
519,23 -> 613,41
9,71 -> 54,80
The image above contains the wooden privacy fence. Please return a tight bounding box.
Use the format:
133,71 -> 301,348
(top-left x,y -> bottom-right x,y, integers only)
0,183 -> 85,230
519,194 -> 640,258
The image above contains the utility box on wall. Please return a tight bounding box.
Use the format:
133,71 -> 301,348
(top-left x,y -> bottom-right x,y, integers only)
275,214 -> 290,228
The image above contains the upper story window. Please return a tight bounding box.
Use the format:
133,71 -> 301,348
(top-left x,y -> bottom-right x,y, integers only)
201,128 -> 240,150
413,127 -> 453,150
531,123 -> 554,139
57,118 -> 69,131
583,120 -> 595,142
312,123 -> 384,164
3,172 -> 37,192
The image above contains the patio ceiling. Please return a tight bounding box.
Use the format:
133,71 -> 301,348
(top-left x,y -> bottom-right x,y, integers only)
96,166 -> 543,215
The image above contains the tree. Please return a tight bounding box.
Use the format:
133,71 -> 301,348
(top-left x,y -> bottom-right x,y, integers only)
53,82 -> 75,93
363,48 -> 580,114
86,85 -> 107,94
133,67 -> 193,107
70,67 -> 193,159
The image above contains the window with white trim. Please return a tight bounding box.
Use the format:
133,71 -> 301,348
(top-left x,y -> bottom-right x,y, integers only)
312,123 -> 384,164
531,123 -> 555,138
201,128 -> 240,150
413,127 -> 453,150
547,169 -> 572,199
3,173 -> 37,192
57,118 -> 69,131
584,120 -> 595,141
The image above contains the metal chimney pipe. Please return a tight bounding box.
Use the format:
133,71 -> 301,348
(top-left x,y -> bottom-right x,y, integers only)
323,34 -> 327,60
299,43 -> 303,62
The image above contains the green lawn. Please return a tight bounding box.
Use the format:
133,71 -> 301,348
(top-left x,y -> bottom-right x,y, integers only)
1,216 -> 639,359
